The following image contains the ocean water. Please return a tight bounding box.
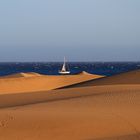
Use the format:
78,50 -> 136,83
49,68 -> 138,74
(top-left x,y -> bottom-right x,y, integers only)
0,62 -> 140,76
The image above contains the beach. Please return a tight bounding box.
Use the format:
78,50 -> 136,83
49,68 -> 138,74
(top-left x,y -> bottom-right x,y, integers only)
0,70 -> 140,140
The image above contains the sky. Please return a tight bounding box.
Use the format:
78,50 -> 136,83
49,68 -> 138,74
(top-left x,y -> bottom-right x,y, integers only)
0,0 -> 140,62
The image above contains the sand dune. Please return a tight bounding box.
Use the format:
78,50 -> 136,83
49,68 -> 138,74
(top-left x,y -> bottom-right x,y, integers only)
0,84 -> 140,140
62,69 -> 140,88
0,84 -> 139,108
77,71 -> 94,75
0,70 -> 140,140
0,71 -> 103,94
0,72 -> 42,79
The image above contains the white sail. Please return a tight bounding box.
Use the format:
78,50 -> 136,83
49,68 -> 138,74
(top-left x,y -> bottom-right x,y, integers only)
62,63 -> 66,71
59,57 -> 70,74
61,57 -> 66,71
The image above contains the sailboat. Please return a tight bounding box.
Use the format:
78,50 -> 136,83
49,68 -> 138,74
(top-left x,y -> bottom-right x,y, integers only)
59,57 -> 70,74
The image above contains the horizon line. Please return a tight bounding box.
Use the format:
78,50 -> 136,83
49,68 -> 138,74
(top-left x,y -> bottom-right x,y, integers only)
0,61 -> 139,63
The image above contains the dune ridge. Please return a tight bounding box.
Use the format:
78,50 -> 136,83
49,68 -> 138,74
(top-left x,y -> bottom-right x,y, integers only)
60,69 -> 140,89
0,72 -> 42,79
0,71 -> 103,94
0,84 -> 139,108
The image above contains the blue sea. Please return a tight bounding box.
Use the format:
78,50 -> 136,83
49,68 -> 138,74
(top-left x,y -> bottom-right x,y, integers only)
0,62 -> 140,76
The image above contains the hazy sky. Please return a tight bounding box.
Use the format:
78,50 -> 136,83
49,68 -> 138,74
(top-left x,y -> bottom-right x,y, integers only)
0,0 -> 140,62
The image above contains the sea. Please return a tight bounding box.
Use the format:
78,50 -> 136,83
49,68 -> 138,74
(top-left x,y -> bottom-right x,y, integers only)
0,62 -> 140,76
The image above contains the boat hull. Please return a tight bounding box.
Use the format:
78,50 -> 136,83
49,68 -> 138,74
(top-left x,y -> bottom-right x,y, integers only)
59,71 -> 70,74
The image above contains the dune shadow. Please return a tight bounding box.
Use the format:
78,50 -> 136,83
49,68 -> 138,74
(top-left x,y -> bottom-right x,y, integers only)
59,69 -> 140,89
87,133 -> 140,140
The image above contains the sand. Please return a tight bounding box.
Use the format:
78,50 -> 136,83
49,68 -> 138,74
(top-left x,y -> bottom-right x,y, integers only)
0,71 -> 103,94
60,69 -> 140,88
0,70 -> 140,140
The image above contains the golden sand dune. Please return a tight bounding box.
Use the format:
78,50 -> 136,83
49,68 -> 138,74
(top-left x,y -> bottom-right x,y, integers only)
0,70 -> 140,140
0,84 -> 140,140
0,84 -> 139,108
77,71 -> 93,75
0,71 -> 103,94
0,72 -> 42,79
63,69 -> 140,88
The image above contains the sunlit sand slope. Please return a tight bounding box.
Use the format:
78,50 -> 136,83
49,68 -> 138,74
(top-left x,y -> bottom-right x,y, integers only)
0,72 -> 42,79
0,72 -> 103,94
0,85 -> 139,108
